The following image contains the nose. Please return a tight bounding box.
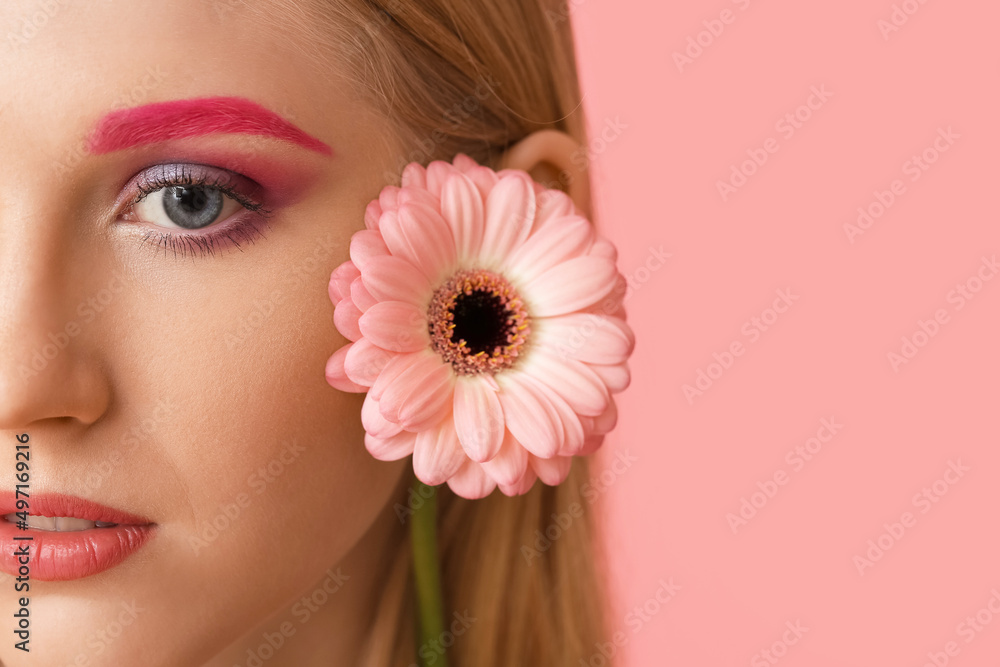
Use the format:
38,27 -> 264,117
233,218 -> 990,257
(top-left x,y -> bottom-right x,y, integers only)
0,234 -> 112,430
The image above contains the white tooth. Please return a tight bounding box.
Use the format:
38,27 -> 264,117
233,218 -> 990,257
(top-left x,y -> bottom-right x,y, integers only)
26,516 -> 57,531
54,517 -> 97,532
14,516 -> 101,531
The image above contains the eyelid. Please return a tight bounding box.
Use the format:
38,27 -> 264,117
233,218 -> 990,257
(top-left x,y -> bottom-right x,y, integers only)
115,162 -> 276,258
121,163 -> 271,219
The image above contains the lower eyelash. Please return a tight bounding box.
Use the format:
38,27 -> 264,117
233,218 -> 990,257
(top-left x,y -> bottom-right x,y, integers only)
139,213 -> 273,259
127,165 -> 275,259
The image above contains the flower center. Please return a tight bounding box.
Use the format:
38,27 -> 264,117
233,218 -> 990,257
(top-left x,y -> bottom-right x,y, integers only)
427,268 -> 531,376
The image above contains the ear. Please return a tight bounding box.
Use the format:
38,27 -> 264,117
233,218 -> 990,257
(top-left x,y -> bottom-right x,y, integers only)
498,130 -> 591,219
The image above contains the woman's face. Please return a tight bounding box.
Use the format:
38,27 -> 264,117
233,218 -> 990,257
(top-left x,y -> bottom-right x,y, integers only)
0,2 -> 410,665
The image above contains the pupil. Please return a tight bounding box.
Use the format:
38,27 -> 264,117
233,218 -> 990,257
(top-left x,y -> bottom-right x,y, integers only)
163,186 -> 224,229
178,187 -> 207,212
452,290 -> 508,354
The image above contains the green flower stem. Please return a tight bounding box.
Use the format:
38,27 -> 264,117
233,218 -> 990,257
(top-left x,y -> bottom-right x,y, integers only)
411,479 -> 448,667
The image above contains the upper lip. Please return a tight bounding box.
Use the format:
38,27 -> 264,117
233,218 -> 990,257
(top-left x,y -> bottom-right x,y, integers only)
0,493 -> 153,525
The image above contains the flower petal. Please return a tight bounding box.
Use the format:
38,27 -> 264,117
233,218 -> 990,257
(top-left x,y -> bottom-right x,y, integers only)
395,362 -> 455,432
579,273 -> 628,320
480,428 -> 528,486
361,255 -> 431,307
412,414 -> 467,486
534,189 -> 576,228
357,301 -> 429,353
578,434 -> 605,456
325,344 -> 368,393
504,216 -> 593,284
379,185 -> 400,214
452,153 -> 478,173
328,261 -> 360,305
452,375 -> 505,462
350,276 -> 378,312
521,350 -> 609,417
370,351 -> 425,401
401,163 -> 427,190
378,351 -> 449,423
399,186 -> 440,212
344,338 -> 394,386
481,173 -> 536,267
425,160 -> 455,198
350,229 -> 391,273
364,200 -> 383,231
362,393 -> 404,438
536,313 -> 635,366
517,372 -> 584,456
395,202 -> 456,283
591,397 -> 618,435
333,299 -> 363,342
525,256 -> 618,318
589,237 -> 618,263
365,430 -> 416,462
530,454 -> 573,486
440,172 -> 485,263
464,165 -> 499,200
541,383 -> 585,457
446,459 -> 497,499
589,362 -> 631,394
498,467 -> 537,496
496,372 -> 560,458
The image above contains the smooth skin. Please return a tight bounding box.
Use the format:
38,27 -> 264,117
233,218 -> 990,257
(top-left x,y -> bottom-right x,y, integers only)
0,2 -> 586,665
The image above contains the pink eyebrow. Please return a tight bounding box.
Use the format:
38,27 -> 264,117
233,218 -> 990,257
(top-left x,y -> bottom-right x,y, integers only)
86,96 -> 333,156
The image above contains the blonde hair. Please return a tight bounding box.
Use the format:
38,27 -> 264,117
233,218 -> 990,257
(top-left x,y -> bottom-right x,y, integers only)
252,1 -> 611,664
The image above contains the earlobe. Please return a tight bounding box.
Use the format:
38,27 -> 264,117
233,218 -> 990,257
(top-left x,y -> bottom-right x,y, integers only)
499,129 -> 591,218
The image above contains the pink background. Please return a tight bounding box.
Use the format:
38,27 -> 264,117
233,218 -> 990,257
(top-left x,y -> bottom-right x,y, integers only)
575,1 -> 1000,665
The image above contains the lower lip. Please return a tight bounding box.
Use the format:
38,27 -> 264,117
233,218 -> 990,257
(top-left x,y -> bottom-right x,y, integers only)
0,520 -> 155,582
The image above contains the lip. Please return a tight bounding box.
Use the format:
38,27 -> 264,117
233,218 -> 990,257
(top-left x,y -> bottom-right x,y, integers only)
0,493 -> 155,582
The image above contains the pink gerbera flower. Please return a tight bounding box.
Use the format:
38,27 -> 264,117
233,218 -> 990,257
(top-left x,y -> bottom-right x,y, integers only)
325,154 -> 635,499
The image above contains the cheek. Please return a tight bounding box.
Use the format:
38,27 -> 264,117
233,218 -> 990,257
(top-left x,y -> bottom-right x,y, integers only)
115,251 -> 405,623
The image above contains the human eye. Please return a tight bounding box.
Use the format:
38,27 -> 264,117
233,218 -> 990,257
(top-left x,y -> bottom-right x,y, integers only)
118,163 -> 274,258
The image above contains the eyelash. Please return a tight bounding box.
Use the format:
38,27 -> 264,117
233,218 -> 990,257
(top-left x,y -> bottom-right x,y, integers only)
124,164 -> 275,259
